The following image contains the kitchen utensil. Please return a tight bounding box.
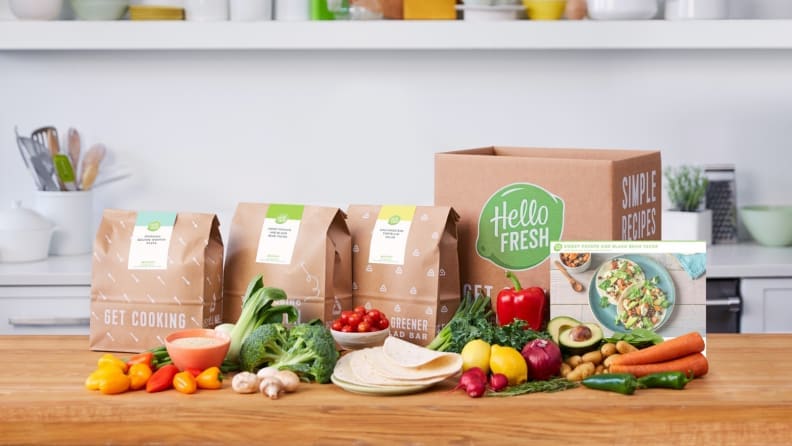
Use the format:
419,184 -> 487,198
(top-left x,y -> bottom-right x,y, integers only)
14,127 -> 42,190
34,190 -> 93,255
554,260 -> 585,293
79,143 -> 106,190
31,126 -> 59,157
9,0 -> 63,20
67,127 -> 81,173
0,201 -> 55,263
129,5 -> 185,19
458,4 -> 524,20
523,0 -> 566,19
705,164 -> 738,244
53,154 -> 78,191
21,138 -> 60,191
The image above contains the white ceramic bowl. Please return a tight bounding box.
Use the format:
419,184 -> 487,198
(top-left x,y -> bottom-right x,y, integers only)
459,4 -> 524,20
331,328 -> 390,351
558,252 -> 592,274
10,0 -> 63,20
71,0 -> 129,20
587,0 -> 657,19
665,0 -> 727,20
0,201 -> 54,263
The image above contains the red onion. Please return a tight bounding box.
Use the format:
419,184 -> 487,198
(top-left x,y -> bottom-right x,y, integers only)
521,339 -> 562,381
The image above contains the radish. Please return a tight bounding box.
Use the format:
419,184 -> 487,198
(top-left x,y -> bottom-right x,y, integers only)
489,373 -> 509,392
452,367 -> 488,398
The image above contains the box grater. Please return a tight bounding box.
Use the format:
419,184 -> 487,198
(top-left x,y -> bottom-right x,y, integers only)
705,164 -> 738,244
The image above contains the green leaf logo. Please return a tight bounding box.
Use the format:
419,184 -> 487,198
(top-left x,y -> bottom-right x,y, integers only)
388,215 -> 401,225
147,221 -> 161,232
553,243 -> 563,252
275,214 -> 289,224
476,183 -> 565,271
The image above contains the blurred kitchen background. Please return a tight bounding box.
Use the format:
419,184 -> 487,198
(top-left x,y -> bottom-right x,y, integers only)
1,0 -> 791,335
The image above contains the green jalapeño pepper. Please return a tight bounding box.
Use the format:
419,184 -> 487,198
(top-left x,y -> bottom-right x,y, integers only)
582,373 -> 642,395
638,371 -> 694,390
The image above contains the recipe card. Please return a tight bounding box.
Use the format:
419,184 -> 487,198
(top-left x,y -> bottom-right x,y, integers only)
549,241 -> 706,338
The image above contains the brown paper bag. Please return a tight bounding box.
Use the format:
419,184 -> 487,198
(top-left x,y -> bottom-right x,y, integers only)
347,205 -> 460,346
223,203 -> 352,326
89,209 -> 224,353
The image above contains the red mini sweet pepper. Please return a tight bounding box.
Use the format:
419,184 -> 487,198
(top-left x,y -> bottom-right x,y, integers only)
496,271 -> 547,331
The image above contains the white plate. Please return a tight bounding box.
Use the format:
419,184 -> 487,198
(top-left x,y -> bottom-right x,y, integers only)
331,374 -> 441,396
456,4 -> 525,20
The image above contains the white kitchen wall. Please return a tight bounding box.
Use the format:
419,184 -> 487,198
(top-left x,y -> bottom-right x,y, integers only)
2,49 -> 791,239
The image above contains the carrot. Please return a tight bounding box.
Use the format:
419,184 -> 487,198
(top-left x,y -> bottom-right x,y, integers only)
611,331 -> 705,366
609,352 -> 709,378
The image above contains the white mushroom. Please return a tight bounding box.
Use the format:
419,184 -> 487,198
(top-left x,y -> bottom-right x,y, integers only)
232,372 -> 260,394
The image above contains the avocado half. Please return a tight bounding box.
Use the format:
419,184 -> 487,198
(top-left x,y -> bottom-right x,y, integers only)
547,316 -> 581,345
558,323 -> 603,354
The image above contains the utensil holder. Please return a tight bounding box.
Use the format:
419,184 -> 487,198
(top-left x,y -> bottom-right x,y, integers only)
33,190 -> 94,256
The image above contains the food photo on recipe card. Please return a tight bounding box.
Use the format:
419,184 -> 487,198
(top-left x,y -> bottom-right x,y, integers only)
550,241 -> 706,340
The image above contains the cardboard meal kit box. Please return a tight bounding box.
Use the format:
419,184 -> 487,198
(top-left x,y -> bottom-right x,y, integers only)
435,147 -> 662,312
347,205 -> 460,346
89,210 -> 224,353
549,241 -> 707,340
223,203 -> 352,326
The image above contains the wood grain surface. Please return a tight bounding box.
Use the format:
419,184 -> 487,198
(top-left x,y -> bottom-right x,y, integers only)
1,334 -> 790,445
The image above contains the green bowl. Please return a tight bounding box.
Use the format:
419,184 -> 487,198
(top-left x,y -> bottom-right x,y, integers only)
71,0 -> 128,20
740,205 -> 792,247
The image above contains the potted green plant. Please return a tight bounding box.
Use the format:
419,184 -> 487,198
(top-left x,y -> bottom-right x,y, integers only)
662,165 -> 712,243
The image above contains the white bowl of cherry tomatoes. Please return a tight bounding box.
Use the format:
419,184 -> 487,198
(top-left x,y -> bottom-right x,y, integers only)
330,306 -> 390,350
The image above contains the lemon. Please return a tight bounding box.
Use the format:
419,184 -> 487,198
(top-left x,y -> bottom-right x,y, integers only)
461,339 -> 491,374
489,345 -> 528,386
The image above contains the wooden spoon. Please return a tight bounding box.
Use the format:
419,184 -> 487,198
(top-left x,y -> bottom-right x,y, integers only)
79,143 -> 106,190
67,128 -> 81,175
554,260 -> 585,293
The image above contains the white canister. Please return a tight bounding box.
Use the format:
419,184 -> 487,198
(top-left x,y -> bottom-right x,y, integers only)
274,0 -> 308,20
665,0 -> 727,19
185,0 -> 229,20
0,201 -> 54,263
34,191 -> 94,256
230,0 -> 272,20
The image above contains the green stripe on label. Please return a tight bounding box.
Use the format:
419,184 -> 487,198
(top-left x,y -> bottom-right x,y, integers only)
135,211 -> 177,231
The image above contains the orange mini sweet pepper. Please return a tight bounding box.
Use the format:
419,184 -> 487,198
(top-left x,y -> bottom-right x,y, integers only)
196,367 -> 223,390
173,371 -> 197,394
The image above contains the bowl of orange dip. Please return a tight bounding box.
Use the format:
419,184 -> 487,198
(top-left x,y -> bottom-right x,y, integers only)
165,328 -> 230,371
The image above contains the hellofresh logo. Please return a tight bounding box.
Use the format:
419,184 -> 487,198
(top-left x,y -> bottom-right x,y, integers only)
477,183 -> 565,271
147,221 -> 161,232
275,214 -> 289,224
388,215 -> 401,225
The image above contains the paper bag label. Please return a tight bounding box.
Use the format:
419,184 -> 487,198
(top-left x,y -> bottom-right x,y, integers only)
127,211 -> 177,270
368,205 -> 416,265
256,204 -> 304,265
477,183 -> 564,271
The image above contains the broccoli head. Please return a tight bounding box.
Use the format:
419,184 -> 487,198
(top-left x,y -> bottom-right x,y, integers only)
271,323 -> 339,384
239,323 -> 289,373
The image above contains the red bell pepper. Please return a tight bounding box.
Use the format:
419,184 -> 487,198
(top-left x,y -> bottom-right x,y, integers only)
125,351 -> 154,370
146,364 -> 179,393
496,271 -> 547,331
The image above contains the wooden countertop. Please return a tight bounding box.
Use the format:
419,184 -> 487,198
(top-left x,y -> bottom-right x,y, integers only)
1,334 -> 790,445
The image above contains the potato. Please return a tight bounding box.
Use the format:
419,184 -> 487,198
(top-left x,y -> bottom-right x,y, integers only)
574,362 -> 595,380
603,353 -> 621,368
600,343 -> 617,357
595,364 -> 605,375
616,341 -> 638,355
565,355 -> 583,368
560,363 -> 572,377
566,369 -> 584,382
581,351 -> 603,365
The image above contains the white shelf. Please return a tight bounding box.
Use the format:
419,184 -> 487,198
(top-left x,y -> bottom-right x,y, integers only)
1,20 -> 792,51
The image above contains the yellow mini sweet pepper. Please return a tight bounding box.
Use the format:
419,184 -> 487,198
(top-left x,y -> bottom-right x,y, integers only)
128,363 -> 153,391
97,353 -> 128,374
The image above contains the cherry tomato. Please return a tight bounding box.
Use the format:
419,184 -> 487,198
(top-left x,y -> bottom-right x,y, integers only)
362,315 -> 375,326
366,310 -> 382,322
377,318 -> 390,330
341,325 -> 353,333
340,310 -> 354,324
358,321 -> 371,333
331,320 -> 343,331
347,313 -> 362,327
354,306 -> 366,315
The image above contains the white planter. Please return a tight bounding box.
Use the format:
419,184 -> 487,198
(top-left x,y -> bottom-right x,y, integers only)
662,209 -> 712,244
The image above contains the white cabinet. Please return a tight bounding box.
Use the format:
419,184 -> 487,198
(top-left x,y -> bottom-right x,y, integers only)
0,286 -> 90,334
740,278 -> 792,333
